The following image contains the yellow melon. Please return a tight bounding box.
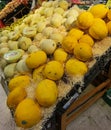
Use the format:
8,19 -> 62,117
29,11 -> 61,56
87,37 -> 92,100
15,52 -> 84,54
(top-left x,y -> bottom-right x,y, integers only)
66,59 -> 88,76
8,75 -> 31,91
26,50 -> 47,69
77,11 -> 94,30
107,21 -> 111,35
15,98 -> 42,128
74,42 -> 93,62
43,60 -> 64,80
79,34 -> 94,47
68,28 -> 84,40
62,35 -> 78,53
89,4 -> 109,19
35,79 -> 58,107
89,18 -> 108,40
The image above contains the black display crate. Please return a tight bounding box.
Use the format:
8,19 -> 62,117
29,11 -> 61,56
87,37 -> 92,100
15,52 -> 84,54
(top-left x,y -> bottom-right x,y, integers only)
0,44 -> 111,130
1,1 -> 32,26
42,46 -> 111,130
0,46 -> 111,130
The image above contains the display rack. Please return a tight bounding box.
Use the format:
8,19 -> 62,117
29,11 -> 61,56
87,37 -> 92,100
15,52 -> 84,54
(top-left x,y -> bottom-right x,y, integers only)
41,46 -> 111,130
0,46 -> 111,130
0,1 -> 111,130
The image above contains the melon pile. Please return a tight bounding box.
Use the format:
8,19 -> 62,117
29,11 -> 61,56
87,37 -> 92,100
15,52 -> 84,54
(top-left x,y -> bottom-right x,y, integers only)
0,0 -> 111,129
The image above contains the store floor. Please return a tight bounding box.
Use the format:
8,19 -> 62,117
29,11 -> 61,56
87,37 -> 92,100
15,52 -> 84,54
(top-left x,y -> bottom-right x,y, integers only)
67,97 -> 111,130
0,83 -> 111,130
67,84 -> 111,130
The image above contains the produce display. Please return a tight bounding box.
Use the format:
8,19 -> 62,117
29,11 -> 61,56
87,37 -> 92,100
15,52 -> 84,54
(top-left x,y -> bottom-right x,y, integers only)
0,0 -> 30,20
0,0 -> 33,27
0,0 -> 111,129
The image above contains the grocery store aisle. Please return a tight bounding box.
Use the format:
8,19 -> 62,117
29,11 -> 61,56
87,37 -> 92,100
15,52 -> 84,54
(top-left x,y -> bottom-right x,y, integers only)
0,83 -> 111,130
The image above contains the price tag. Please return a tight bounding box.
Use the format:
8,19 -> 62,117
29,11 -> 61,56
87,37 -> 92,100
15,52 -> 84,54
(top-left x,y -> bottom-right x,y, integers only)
106,0 -> 111,8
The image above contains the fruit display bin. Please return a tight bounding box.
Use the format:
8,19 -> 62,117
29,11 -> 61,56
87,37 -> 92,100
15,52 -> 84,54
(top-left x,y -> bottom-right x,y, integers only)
2,3 -> 31,26
41,45 -> 111,130
1,41 -> 111,130
0,1 -> 111,129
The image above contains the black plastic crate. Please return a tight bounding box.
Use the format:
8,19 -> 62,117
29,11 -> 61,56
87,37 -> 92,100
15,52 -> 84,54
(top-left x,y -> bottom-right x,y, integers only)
2,1 -> 32,26
42,46 -> 111,130
42,113 -> 57,130
0,48 -> 111,130
42,64 -> 101,130
96,47 -> 111,70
